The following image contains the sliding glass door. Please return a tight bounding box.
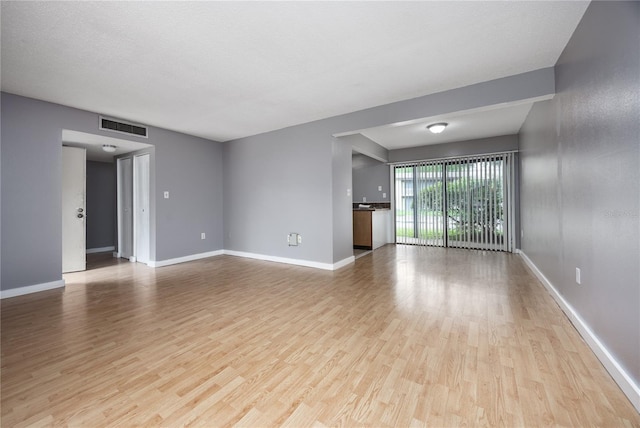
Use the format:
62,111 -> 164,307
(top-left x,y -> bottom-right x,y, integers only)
394,153 -> 514,252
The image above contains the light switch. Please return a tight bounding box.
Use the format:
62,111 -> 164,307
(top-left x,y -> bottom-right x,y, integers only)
164,191 -> 169,199
383,192 -> 386,198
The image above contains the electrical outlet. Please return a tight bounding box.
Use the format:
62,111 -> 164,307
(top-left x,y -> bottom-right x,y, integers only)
362,197 -> 366,202
201,233 -> 206,240
347,188 -> 351,196
378,186 -> 382,191
288,233 -> 300,246
382,192 -> 386,198
575,267 -> 581,284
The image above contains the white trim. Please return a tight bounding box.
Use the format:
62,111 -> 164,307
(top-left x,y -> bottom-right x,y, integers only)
333,256 -> 356,270
0,279 -> 65,299
148,250 -> 224,268
223,250 -> 354,271
113,251 -> 120,258
133,153 -> 151,265
86,246 -> 115,254
148,249 -> 355,271
518,251 -> 640,412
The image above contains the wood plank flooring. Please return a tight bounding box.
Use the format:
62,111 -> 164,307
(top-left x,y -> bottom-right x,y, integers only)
2,246 -> 638,427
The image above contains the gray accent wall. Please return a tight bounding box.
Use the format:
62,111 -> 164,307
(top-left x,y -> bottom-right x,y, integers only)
1,93 -> 224,291
86,160 -> 116,249
520,1 -> 640,386
352,160 -> 390,204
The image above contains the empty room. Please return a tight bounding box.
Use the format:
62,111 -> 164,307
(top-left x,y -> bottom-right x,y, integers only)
1,1 -> 638,427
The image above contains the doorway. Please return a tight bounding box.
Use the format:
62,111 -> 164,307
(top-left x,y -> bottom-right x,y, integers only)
117,153 -> 150,264
61,130 -> 153,270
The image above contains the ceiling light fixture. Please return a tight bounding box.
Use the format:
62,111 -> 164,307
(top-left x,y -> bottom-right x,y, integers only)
427,123 -> 448,134
102,144 -> 117,153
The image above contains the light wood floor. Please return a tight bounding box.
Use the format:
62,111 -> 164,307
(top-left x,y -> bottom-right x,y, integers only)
2,246 -> 638,427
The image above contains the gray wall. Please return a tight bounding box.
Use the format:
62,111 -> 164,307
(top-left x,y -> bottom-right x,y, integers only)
2,67 -> 555,288
1,93 -> 224,291
389,134 -> 518,163
86,160 -> 116,249
224,68 -> 554,264
152,127 -> 223,261
332,138 -> 353,262
352,160 -> 390,203
222,123 -> 335,264
342,134 -> 388,162
520,1 -> 639,386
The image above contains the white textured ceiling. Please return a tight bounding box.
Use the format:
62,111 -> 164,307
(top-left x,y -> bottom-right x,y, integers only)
1,1 -> 588,143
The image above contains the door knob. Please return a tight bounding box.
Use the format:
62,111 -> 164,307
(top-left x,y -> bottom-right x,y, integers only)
77,213 -> 84,218
77,208 -> 83,213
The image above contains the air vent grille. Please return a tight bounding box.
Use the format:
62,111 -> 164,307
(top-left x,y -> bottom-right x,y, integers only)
100,117 -> 148,138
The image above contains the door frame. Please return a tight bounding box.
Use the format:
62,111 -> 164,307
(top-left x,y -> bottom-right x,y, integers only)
133,153 -> 150,264
116,151 -> 152,264
62,146 -> 87,273
116,157 -> 134,260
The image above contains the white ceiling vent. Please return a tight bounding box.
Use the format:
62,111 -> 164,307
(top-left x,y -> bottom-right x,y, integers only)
99,116 -> 148,138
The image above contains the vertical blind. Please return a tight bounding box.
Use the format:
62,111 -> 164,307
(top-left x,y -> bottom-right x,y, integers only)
394,152 -> 515,252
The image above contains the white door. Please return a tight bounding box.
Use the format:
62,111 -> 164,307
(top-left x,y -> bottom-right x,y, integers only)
62,146 -> 86,273
134,154 -> 150,264
117,157 -> 134,260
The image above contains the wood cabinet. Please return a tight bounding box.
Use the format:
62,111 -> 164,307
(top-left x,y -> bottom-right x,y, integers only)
353,209 -> 392,250
353,210 -> 373,249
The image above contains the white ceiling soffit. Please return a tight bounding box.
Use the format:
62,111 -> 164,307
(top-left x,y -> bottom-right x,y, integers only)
62,130 -> 152,163
361,102 -> 535,150
1,2 -> 589,143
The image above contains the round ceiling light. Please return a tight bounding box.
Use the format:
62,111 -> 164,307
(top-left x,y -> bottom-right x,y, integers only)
427,122 -> 448,134
102,144 -> 117,153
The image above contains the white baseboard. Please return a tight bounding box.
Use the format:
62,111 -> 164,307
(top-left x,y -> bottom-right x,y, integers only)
0,251 -> 353,299
86,246 -> 115,254
518,251 -> 640,412
0,279 -> 65,299
223,250 -> 354,271
333,255 -> 356,270
148,250 -> 224,268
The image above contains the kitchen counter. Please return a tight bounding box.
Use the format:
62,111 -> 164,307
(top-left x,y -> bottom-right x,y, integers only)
352,202 -> 391,210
